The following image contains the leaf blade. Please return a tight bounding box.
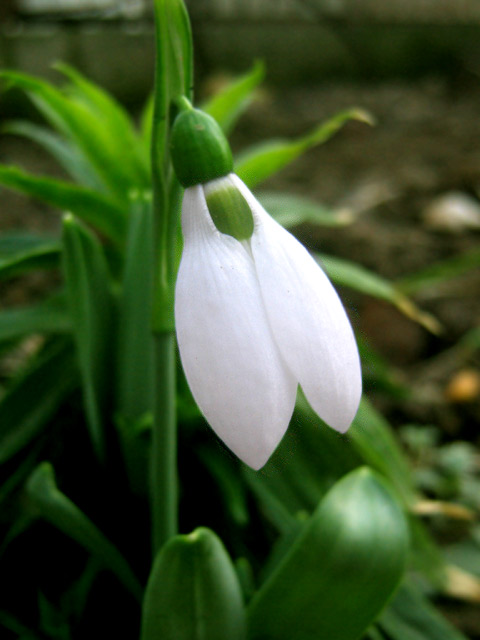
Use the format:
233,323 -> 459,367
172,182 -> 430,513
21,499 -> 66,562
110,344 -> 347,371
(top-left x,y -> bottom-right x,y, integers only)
0,338 -> 76,465
141,527 -> 246,640
25,462 -> 142,601
203,61 -> 265,135
62,215 -> 114,461
317,252 -> 442,333
0,165 -> 127,245
235,108 -> 373,188
0,295 -> 69,343
1,70 -> 138,199
248,467 -> 408,640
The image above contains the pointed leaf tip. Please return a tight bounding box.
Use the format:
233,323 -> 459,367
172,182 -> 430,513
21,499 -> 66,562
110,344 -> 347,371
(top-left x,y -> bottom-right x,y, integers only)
141,527 -> 246,640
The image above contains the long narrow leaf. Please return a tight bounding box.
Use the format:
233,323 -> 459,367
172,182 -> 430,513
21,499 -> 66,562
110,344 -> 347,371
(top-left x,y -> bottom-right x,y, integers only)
0,71 -> 137,200
0,295 -> 69,342
0,338 -> 76,465
235,108 -> 373,188
248,468 -> 408,640
397,246 -> 480,296
151,0 -> 193,331
0,231 -> 57,257
115,193 -> 154,494
349,398 -> 416,506
62,215 -> 114,461
258,191 -> 350,228
379,581 -> 468,640
140,93 -> 154,160
25,462 -> 142,601
317,252 -> 442,333
202,60 -> 265,135
2,120 -> 103,190
116,193 -> 154,422
0,165 -> 126,245
0,241 -> 60,280
55,63 -> 150,187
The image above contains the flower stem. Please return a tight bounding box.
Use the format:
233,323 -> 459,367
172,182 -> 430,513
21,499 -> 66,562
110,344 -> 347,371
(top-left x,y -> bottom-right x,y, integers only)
149,0 -> 193,555
151,330 -> 177,551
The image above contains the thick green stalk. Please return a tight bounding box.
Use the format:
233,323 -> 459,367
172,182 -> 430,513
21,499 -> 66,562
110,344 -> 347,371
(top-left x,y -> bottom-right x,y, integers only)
150,0 -> 193,553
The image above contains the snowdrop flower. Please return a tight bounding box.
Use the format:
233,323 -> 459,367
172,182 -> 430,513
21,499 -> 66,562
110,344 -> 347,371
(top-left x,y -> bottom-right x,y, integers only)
171,100 -> 362,470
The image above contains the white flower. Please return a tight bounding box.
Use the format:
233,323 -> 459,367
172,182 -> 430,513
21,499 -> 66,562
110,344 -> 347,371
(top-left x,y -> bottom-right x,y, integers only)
175,173 -> 362,470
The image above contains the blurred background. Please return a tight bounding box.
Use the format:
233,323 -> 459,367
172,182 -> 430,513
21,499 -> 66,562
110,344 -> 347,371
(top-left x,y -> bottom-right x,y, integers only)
1,1 -> 480,635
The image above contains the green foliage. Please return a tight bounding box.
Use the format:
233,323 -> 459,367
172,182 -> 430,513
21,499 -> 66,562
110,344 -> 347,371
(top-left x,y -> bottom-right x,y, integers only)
258,191 -> 350,228
0,339 -> 76,465
141,527 -> 246,640
0,235 -> 60,280
0,165 -> 126,245
62,215 -> 114,462
379,581 -> 469,640
25,462 -> 142,601
248,468 -> 408,640
202,60 -> 265,135
235,108 -> 373,188
0,8 -> 473,638
0,295 -> 69,342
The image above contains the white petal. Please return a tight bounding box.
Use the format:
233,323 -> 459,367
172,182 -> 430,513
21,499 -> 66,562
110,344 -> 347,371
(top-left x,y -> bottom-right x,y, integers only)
232,176 -> 362,432
175,184 -> 297,469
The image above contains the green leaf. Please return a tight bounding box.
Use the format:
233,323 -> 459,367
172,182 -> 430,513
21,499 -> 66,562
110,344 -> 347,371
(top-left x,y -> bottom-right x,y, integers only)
115,193 -> 154,494
151,0 -> 193,177
55,63 -> 150,188
248,467 -> 408,640
151,0 -> 193,330
258,191 -> 352,228
25,462 -> 142,601
235,108 -> 373,188
397,246 -> 480,296
0,449 -> 40,508
203,61 -> 265,135
317,253 -> 442,334
116,193 -> 154,422
245,399 -> 359,534
379,581 -> 468,640
0,240 -> 60,280
0,610 -> 42,638
141,527 -> 247,640
0,165 -> 127,245
0,231 -> 57,257
367,627 -> 388,640
0,295 -> 69,342
349,398 -> 416,506
0,338 -> 76,465
140,93 -> 154,159
197,446 -> 249,527
62,215 -> 114,461
2,120 -> 104,190
358,336 -> 409,398
0,70 -> 138,200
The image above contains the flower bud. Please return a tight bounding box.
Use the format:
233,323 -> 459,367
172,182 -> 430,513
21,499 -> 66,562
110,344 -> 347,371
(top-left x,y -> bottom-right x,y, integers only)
170,105 -> 233,188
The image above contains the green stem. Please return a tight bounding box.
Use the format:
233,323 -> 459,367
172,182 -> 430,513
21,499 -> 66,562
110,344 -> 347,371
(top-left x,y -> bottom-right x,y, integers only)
149,0 -> 193,555
151,331 -> 178,551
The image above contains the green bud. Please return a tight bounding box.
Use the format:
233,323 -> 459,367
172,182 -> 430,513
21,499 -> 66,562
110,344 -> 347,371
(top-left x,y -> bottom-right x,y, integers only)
170,105 -> 233,188
204,176 -> 254,241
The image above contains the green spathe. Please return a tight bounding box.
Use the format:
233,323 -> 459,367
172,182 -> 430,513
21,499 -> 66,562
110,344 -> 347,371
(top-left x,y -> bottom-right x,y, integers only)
170,106 -> 233,187
141,527 -> 247,640
205,176 -> 254,240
